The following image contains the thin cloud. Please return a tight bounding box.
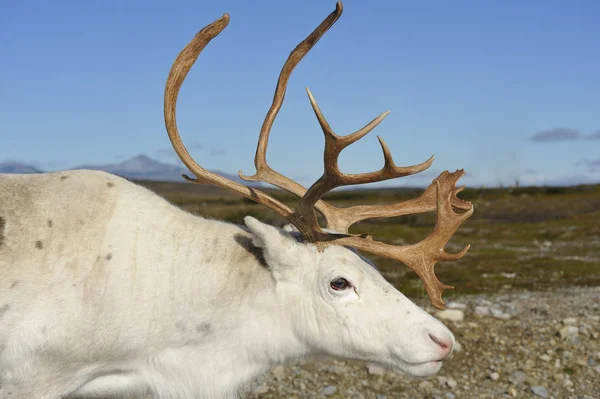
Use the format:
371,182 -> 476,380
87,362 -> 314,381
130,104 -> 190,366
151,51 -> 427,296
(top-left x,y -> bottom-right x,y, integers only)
209,145 -> 226,157
529,128 -> 581,143
156,148 -> 178,160
575,158 -> 600,172
187,141 -> 204,151
523,168 -> 539,175
583,130 -> 600,140
157,141 -> 204,160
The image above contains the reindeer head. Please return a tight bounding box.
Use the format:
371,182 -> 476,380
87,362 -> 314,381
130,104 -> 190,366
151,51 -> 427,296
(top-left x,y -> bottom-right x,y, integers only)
164,1 -> 473,376
245,216 -> 456,376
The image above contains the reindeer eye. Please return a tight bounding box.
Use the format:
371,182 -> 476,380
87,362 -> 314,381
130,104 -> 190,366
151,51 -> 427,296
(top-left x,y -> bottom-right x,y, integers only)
330,278 -> 350,291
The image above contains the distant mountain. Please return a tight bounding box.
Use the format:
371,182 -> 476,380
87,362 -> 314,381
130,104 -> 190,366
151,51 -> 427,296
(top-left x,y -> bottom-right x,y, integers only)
73,155 -> 260,185
74,154 -> 188,181
0,161 -> 43,174
0,155 -> 261,186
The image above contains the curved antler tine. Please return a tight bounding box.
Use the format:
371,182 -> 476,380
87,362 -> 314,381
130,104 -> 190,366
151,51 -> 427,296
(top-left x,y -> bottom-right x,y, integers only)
241,2 -> 343,181
306,87 -> 335,138
165,14 -> 230,181
425,278 -> 455,310
164,12 -> 301,225
377,136 -> 395,168
235,3 -> 345,231
414,263 -> 455,309
307,87 -> 390,146
452,187 -> 472,210
438,244 -> 471,261
377,136 -> 435,174
342,112 -> 390,146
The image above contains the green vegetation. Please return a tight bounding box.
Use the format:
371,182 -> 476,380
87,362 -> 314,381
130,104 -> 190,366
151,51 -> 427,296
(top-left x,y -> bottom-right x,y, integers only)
137,179 -> 600,303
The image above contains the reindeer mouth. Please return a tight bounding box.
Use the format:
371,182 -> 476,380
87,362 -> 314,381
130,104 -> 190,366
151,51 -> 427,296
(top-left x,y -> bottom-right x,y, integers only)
386,351 -> 447,377
398,359 -> 444,377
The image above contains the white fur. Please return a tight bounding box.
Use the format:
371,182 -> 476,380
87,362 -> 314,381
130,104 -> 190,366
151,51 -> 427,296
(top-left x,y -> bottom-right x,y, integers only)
0,170 -> 455,399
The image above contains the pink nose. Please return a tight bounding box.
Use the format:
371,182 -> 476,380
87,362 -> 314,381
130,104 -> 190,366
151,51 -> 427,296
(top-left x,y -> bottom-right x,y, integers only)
428,332 -> 453,358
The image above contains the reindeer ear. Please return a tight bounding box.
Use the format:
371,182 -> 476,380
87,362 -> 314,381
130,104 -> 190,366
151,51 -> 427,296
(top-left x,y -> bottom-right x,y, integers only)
244,216 -> 302,268
244,216 -> 295,249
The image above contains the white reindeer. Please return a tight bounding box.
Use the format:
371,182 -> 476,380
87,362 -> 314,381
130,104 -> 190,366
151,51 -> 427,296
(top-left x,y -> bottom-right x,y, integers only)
0,2 -> 473,398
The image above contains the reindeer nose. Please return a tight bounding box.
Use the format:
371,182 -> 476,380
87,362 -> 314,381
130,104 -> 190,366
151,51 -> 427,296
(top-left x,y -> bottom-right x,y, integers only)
428,332 -> 453,358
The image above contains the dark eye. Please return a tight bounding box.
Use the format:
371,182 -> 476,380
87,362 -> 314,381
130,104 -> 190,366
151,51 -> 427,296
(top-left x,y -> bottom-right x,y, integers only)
330,277 -> 350,291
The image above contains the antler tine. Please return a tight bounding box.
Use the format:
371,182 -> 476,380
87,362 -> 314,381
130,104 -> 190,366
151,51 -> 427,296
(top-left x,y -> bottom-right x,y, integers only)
164,13 -> 298,225
325,170 -> 473,233
296,88 -> 434,232
324,177 -> 474,309
306,87 -> 390,149
239,2 -> 344,227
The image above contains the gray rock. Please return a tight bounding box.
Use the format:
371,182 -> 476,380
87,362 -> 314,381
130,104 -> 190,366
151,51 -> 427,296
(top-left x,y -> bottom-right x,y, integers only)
366,363 -> 386,375
270,365 -> 287,380
539,354 -> 551,362
488,372 -> 500,381
474,306 -> 491,316
490,307 -> 504,317
418,380 -> 434,393
456,339 -> 465,352
327,364 -> 348,375
321,385 -> 337,396
526,376 -> 540,387
493,312 -> 511,320
446,377 -> 457,389
253,384 -> 269,394
558,325 -> 578,340
530,385 -> 549,398
436,309 -> 465,322
508,371 -> 527,385
446,301 -> 467,310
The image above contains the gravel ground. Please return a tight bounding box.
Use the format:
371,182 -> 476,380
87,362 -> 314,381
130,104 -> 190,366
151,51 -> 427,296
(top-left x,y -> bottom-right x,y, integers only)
247,286 -> 600,399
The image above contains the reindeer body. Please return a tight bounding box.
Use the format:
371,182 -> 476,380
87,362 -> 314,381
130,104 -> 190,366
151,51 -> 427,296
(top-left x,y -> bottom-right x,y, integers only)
0,171 -> 289,398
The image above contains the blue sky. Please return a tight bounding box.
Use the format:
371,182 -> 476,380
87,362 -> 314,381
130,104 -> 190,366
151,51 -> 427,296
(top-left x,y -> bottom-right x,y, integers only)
2,0 -> 599,187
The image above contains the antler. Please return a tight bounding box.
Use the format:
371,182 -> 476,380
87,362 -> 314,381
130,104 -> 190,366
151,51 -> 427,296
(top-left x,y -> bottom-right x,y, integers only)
164,2 -> 473,309
237,2 -> 471,235
294,88 -> 434,232
320,170 -> 472,233
164,13 -> 297,225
